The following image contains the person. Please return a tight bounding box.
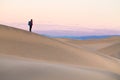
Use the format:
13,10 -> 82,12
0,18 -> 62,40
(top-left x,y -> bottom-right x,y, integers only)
28,19 -> 33,32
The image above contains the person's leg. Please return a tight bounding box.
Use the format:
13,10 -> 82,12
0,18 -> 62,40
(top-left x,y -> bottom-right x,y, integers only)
30,26 -> 32,32
29,26 -> 31,32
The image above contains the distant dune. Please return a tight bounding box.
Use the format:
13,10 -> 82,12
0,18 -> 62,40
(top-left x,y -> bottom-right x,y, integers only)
56,37 -> 120,60
0,24 -> 120,80
56,37 -> 120,50
99,42 -> 120,59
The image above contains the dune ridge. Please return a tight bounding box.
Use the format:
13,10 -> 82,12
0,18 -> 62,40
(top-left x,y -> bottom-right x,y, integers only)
99,42 -> 120,59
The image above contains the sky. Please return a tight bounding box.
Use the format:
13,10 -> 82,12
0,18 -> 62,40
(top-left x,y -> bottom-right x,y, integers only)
0,0 -> 120,34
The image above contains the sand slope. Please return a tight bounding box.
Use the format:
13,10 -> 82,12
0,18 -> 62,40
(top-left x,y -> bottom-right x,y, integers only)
56,37 -> 120,60
0,24 -> 120,80
99,42 -> 120,59
56,37 -> 120,50
0,55 -> 120,80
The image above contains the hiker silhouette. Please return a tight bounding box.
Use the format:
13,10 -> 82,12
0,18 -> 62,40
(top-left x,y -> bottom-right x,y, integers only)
28,19 -> 33,32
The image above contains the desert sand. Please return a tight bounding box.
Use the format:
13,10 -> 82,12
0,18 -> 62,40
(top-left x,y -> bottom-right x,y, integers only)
0,24 -> 120,80
99,42 -> 120,59
56,36 -> 120,59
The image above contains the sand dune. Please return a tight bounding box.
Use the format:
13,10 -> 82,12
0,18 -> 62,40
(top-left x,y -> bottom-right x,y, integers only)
99,42 -> 120,59
56,37 -> 120,60
56,37 -> 120,50
0,24 -> 120,80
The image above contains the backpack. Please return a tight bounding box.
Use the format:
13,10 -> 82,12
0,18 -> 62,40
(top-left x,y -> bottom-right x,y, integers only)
28,21 -> 31,26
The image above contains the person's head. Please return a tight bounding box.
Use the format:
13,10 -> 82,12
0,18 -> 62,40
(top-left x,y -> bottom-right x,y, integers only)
31,19 -> 33,21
